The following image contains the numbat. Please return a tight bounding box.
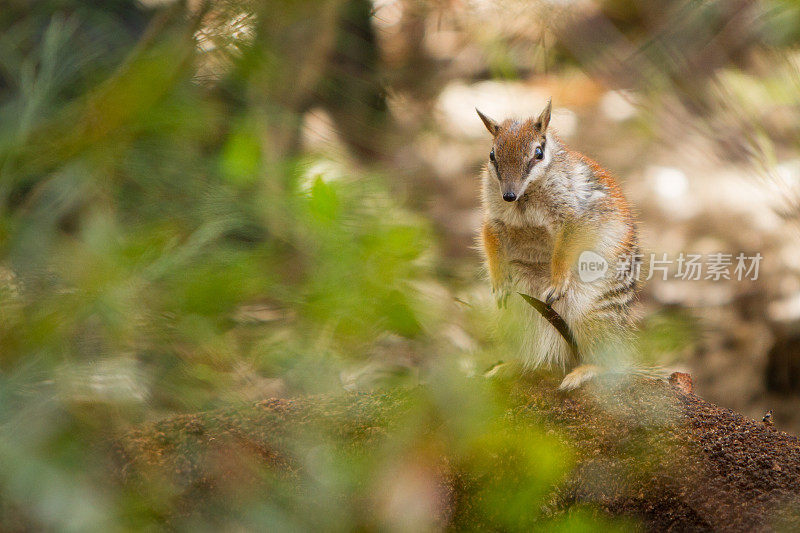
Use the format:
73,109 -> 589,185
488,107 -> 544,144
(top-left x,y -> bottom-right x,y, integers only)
477,100 -> 644,390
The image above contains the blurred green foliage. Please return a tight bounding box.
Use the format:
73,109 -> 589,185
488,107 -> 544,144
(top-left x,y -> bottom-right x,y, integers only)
0,1 -> 601,530
638,309 -> 702,366
4,0 -> 792,528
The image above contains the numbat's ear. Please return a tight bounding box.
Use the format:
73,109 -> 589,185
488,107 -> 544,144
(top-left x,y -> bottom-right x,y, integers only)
476,108 -> 500,136
535,98 -> 552,132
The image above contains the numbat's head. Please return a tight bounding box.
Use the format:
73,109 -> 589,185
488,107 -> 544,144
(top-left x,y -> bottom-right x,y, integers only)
476,99 -> 552,202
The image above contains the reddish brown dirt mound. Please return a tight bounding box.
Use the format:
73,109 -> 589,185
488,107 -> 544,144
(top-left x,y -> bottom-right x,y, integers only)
117,376 -> 800,531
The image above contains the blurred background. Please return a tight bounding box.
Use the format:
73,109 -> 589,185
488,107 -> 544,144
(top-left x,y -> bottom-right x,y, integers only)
2,0 -> 800,529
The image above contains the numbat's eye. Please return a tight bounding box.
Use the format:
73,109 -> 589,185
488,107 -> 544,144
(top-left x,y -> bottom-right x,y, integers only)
489,149 -> 496,163
534,146 -> 544,160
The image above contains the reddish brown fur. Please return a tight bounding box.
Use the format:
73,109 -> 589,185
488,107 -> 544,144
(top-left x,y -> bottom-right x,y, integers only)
480,222 -> 505,289
492,119 -> 546,182
569,149 -> 638,259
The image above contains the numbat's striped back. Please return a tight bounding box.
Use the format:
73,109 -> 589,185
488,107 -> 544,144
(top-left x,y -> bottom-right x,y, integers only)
592,244 -> 642,325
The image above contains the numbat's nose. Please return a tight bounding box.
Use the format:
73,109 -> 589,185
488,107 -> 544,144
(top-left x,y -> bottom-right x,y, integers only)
503,192 -> 517,202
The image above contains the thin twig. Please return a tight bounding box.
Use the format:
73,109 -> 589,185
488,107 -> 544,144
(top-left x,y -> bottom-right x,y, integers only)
518,293 -> 579,358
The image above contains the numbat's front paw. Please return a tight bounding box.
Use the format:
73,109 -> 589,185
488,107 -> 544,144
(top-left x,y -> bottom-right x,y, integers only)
542,279 -> 569,306
559,365 -> 600,391
494,287 -> 511,308
492,274 -> 514,308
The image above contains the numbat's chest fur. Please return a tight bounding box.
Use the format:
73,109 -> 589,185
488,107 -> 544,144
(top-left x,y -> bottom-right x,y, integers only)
476,100 -> 642,386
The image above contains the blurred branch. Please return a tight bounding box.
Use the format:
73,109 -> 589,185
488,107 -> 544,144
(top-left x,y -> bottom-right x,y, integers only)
117,376 -> 800,530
